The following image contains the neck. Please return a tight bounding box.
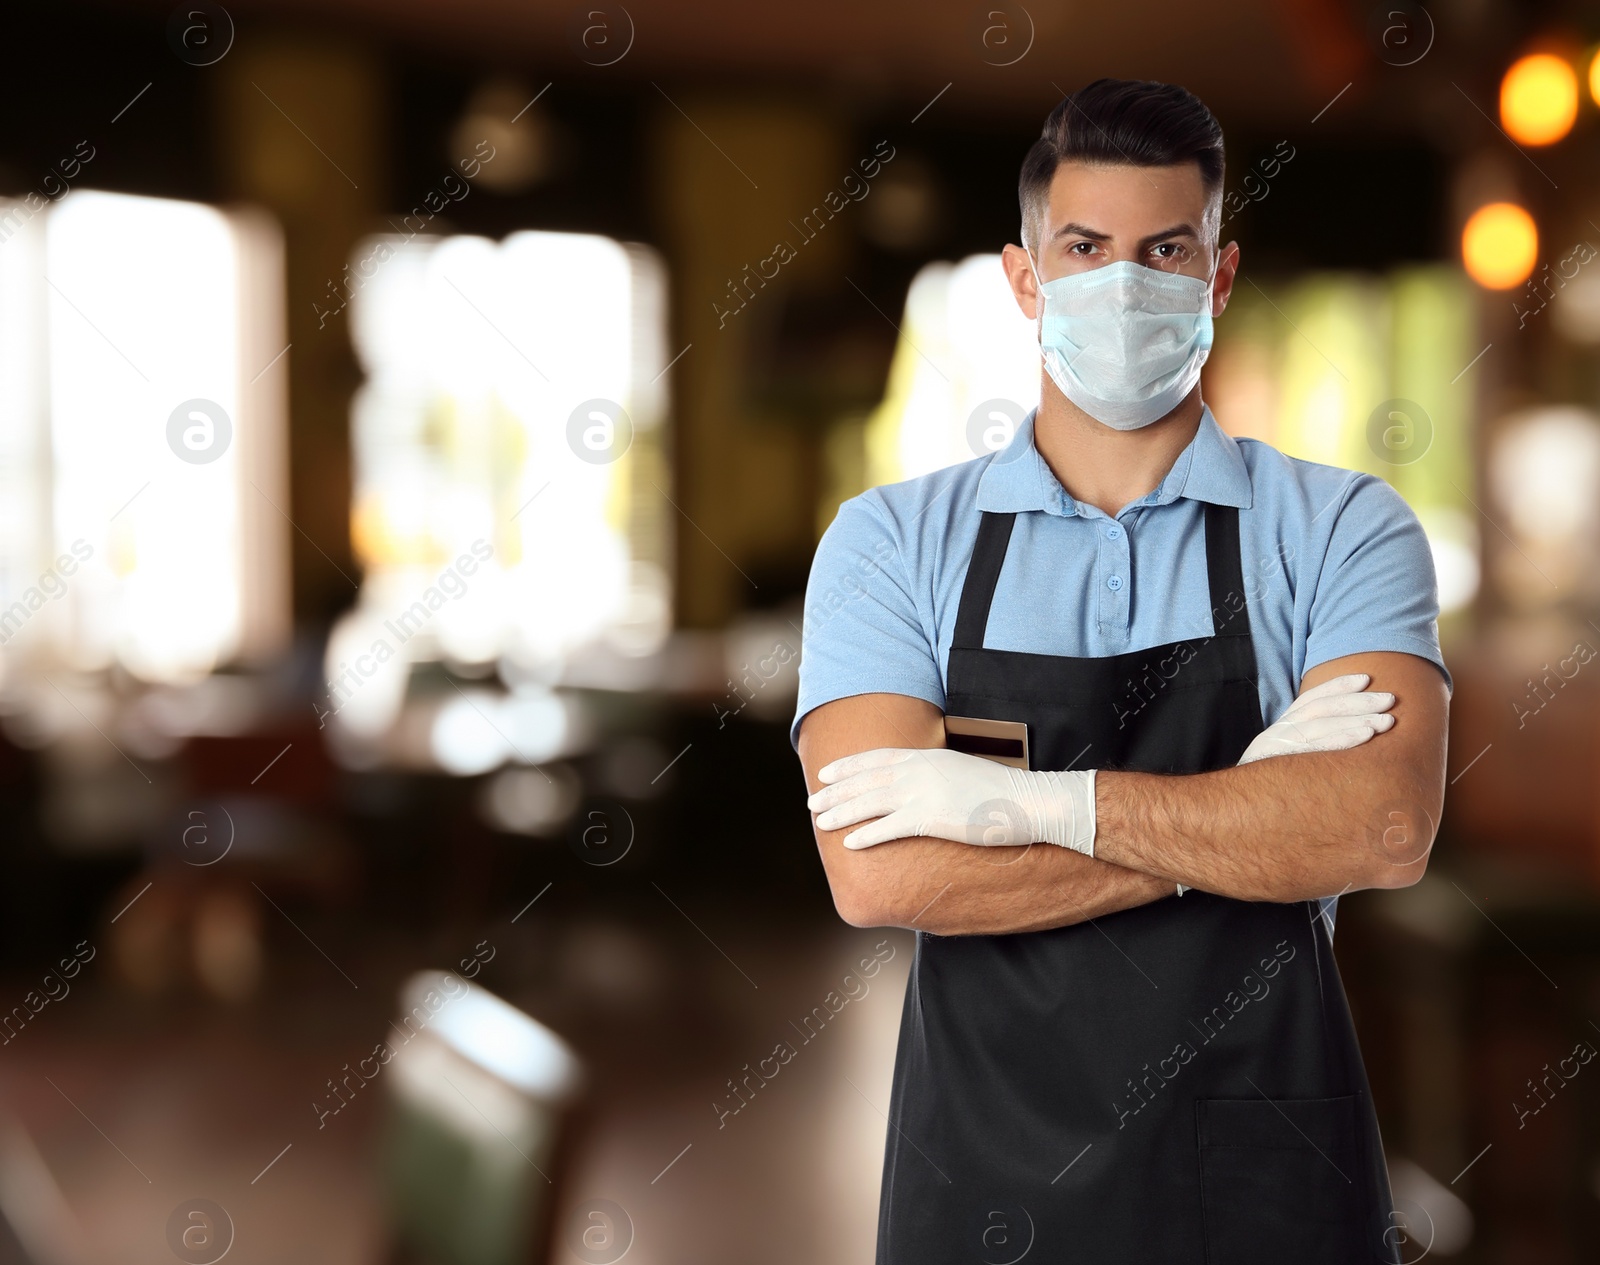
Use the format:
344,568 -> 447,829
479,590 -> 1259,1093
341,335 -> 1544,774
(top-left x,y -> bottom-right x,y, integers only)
1032,379 -> 1204,517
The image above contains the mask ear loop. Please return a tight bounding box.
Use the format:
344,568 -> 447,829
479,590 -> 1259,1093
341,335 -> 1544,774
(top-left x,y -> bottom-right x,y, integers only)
1024,246 -> 1052,340
1025,245 -> 1080,398
1196,247 -> 1221,415
1201,233 -> 1224,315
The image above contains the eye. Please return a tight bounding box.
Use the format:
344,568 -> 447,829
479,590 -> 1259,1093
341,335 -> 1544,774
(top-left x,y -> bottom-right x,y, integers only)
1067,240 -> 1097,256
1150,242 -> 1186,261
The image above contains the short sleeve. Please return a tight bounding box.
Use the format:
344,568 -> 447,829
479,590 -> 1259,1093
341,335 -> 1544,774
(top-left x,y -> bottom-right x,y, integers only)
1303,474 -> 1452,692
790,494 -> 946,750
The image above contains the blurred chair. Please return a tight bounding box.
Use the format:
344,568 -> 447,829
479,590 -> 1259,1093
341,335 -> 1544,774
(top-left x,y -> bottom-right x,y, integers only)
382,970 -> 584,1265
0,1110 -> 89,1265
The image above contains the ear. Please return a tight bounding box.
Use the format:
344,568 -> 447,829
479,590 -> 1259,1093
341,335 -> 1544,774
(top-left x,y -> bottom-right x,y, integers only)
1211,240 -> 1240,316
1000,244 -> 1042,321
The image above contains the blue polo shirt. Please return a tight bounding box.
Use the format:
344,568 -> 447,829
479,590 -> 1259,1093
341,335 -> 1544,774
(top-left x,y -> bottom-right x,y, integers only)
793,401 -> 1449,771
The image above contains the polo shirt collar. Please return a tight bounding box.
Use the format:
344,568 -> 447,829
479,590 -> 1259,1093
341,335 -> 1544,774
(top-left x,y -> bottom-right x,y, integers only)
975,403 -> 1254,516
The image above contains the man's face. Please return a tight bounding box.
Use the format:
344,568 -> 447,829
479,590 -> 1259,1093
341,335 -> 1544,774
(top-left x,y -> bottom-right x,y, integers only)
1001,159 -> 1238,319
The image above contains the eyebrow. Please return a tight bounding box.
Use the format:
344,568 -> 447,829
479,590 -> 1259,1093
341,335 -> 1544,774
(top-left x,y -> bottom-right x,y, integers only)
1050,222 -> 1200,248
1051,221 -> 1110,242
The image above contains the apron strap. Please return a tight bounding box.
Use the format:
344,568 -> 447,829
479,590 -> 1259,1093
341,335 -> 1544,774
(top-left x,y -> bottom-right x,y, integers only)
1205,502 -> 1253,639
951,511 -> 1016,650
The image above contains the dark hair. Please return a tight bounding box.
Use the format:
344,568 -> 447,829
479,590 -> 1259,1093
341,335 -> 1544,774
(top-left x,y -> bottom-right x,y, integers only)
1018,79 -> 1225,251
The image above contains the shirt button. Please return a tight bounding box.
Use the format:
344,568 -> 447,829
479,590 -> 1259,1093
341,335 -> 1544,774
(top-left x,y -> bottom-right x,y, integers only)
1106,526 -> 1121,540
1106,575 -> 1123,591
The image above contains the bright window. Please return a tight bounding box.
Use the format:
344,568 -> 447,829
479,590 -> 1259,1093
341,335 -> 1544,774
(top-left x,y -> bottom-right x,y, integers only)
329,230 -> 672,744
0,190 -> 289,682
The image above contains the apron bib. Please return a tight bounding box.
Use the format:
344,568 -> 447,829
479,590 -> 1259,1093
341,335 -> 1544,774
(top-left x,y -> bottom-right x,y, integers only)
876,502 -> 1400,1265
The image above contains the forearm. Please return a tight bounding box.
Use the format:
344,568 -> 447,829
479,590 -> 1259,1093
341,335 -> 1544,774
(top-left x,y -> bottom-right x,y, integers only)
819,833 -> 1172,934
1094,747 -> 1431,901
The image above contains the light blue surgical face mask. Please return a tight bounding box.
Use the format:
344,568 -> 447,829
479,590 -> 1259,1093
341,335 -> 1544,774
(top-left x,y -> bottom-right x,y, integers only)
1026,254 -> 1215,430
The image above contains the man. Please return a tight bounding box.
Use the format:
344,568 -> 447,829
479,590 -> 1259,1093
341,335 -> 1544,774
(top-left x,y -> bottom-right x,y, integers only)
791,79 -> 1449,1264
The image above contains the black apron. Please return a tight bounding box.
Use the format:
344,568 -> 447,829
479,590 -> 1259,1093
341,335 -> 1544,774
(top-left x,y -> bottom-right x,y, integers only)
877,502 -> 1400,1265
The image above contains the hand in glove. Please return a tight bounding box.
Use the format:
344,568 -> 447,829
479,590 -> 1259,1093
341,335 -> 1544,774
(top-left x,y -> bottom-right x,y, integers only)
1236,672 -> 1395,764
809,746 -> 1096,854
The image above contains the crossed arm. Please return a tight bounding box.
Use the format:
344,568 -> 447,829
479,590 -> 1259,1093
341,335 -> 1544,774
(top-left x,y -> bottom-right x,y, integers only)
796,651 -> 1449,935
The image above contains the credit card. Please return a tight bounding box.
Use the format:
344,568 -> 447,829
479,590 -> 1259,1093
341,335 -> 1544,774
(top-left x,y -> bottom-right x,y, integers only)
943,715 -> 1029,769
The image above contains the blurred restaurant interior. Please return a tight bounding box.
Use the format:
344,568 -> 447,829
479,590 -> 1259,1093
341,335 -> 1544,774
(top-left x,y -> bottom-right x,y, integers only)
3,0 -> 1600,1260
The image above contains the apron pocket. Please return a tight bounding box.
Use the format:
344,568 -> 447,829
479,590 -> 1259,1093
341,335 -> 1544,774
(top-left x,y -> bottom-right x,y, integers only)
1196,1095 -> 1368,1264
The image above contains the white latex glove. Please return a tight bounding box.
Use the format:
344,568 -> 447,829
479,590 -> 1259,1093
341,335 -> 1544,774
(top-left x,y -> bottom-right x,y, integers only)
809,747 -> 1096,854
1236,673 -> 1395,765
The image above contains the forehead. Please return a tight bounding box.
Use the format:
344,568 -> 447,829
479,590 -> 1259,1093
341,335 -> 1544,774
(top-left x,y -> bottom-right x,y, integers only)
1041,160 -> 1210,235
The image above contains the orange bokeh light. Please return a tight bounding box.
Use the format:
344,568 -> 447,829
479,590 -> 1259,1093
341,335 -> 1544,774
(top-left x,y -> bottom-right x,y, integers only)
1461,203 -> 1538,290
1589,48 -> 1600,107
1500,53 -> 1579,146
